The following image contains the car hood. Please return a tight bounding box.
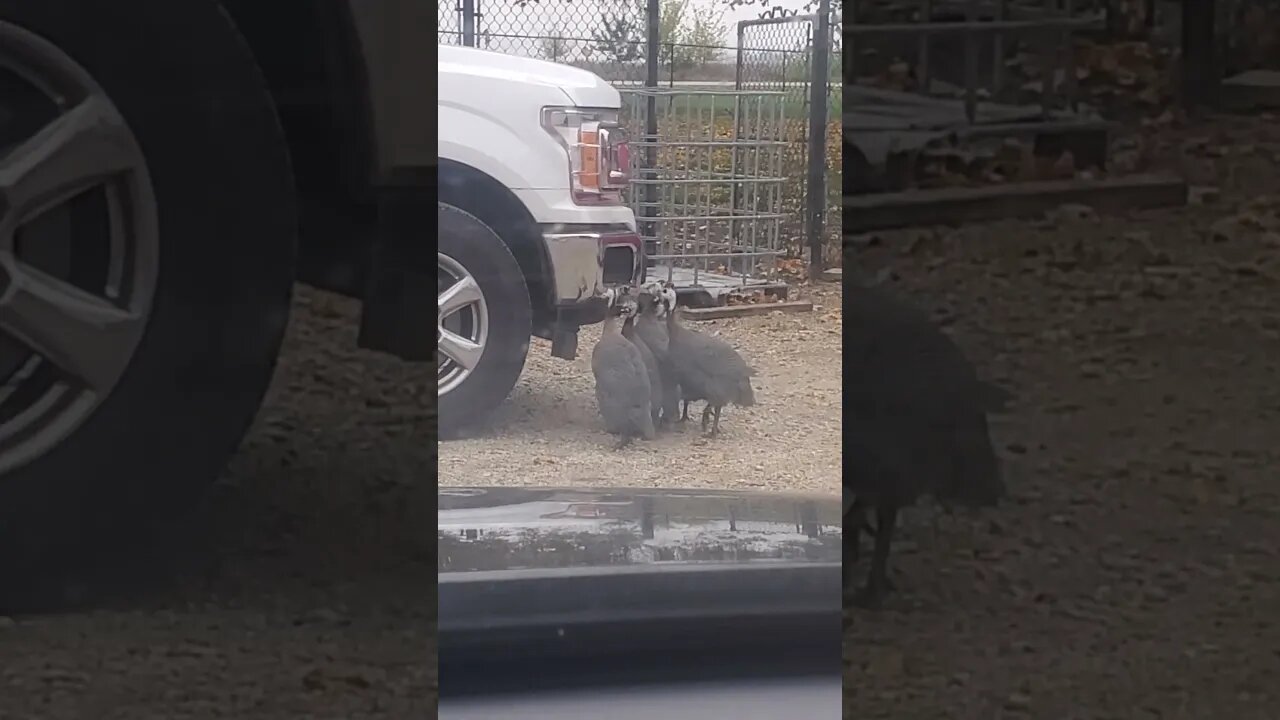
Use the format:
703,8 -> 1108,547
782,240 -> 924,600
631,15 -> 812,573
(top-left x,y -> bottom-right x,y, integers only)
437,45 -> 621,109
438,486 -> 842,573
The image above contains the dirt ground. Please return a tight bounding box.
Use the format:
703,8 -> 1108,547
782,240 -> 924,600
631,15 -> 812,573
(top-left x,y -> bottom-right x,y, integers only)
0,289 -> 436,719
438,284 -> 843,494
844,115 -> 1280,718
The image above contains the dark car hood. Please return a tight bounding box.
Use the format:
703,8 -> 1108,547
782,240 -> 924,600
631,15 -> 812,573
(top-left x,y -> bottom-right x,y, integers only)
438,486 -> 842,573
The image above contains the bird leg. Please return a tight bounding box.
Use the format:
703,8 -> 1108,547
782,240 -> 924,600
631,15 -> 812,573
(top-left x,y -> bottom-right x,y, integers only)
679,400 -> 690,422
843,497 -> 873,564
852,503 -> 899,609
710,406 -> 722,436
700,404 -> 713,433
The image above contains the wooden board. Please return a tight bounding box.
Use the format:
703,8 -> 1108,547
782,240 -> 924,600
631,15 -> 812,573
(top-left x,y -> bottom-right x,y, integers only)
1221,70 -> 1280,112
679,301 -> 814,321
844,174 -> 1188,233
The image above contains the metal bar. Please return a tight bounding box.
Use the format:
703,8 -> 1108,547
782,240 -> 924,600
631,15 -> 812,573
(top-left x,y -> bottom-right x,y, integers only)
848,118 -> 1116,135
1062,0 -> 1077,112
844,17 -> 1101,36
1041,0 -> 1057,116
963,0 -> 979,123
807,3 -> 830,276
460,0 -> 476,46
992,0 -> 1007,94
646,252 -> 785,260
643,0 -> 660,266
919,0 -> 933,93
731,25 -> 745,265
1181,0 -> 1218,111
738,14 -> 820,29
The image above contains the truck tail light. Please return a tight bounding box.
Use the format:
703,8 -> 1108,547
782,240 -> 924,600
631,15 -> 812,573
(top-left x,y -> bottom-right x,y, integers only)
542,107 -> 631,206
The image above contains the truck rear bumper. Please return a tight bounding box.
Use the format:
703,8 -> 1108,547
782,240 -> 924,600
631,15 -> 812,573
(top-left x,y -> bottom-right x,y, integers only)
538,225 -> 644,359
542,225 -> 645,318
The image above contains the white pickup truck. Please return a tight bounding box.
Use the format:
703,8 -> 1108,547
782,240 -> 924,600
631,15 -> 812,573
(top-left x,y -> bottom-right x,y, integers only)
437,45 -> 643,434
0,1 -> 640,596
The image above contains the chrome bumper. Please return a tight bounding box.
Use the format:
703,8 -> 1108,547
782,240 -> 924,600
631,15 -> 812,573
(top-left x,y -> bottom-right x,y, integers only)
541,227 -> 644,305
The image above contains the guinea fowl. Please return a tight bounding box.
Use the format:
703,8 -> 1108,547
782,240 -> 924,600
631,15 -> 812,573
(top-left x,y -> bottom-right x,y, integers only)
591,288 -> 656,448
635,283 -> 681,428
844,281 -> 1013,608
660,283 -> 756,436
621,306 -> 664,430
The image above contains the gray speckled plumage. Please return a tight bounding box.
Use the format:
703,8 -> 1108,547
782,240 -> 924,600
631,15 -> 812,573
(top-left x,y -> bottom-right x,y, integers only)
843,281 -> 1013,607
634,293 -> 680,426
592,307 -> 655,446
621,318 -> 663,428
844,282 -> 1009,508
664,302 -> 755,435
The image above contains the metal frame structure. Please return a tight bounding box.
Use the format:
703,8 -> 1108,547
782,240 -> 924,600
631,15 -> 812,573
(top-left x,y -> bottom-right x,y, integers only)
844,4 -> 1103,121
843,0 -> 1112,194
623,88 -> 789,302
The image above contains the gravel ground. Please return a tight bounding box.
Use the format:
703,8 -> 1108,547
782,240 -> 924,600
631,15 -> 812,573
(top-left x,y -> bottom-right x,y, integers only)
844,115 -> 1280,718
0,289 -> 435,719
439,284 -> 843,494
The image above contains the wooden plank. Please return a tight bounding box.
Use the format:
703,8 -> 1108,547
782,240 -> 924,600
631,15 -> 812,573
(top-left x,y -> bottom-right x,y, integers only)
843,174 -> 1187,233
1221,70 -> 1280,112
680,301 -> 814,321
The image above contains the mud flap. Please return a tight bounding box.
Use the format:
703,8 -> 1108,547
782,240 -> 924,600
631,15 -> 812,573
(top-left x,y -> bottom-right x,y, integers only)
358,186 -> 434,361
550,325 -> 578,360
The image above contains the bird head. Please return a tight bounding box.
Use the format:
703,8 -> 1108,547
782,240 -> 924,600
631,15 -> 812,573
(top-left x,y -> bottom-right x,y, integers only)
659,282 -> 678,315
638,282 -> 666,317
616,290 -> 640,319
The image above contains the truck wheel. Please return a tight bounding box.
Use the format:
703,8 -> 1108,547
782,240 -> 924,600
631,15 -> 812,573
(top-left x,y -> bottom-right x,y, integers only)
438,203 -> 531,436
0,2 -> 296,585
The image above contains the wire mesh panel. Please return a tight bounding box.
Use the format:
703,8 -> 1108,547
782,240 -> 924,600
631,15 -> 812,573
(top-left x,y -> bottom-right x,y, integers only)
452,0 -> 653,86
440,1 -> 462,45
622,89 -> 788,298
737,15 -> 817,195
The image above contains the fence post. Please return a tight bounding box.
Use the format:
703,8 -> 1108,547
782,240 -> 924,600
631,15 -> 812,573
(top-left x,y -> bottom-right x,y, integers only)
643,0 -> 661,271
460,0 -> 476,46
806,1 -> 831,277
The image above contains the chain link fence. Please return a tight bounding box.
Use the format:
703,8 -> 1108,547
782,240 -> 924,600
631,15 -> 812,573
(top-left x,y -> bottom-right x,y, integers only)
439,0 -> 838,276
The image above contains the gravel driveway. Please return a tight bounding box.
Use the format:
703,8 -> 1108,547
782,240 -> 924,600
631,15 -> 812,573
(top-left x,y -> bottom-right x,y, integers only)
439,283 -> 843,494
843,115 -> 1280,718
0,289 -> 436,719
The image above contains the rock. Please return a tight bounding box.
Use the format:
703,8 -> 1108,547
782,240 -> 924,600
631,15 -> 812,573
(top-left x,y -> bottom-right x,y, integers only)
1120,230 -> 1172,265
1210,216 -> 1247,243
1004,692 -> 1032,710
1188,186 -> 1221,205
1048,203 -> 1099,223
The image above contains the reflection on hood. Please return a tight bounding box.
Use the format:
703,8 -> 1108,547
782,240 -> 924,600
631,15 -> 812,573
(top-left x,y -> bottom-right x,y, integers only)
438,487 -> 841,573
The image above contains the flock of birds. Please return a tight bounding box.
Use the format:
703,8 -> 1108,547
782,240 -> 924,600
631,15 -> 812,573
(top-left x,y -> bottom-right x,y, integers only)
590,282 -> 757,448
587,277 -> 1012,611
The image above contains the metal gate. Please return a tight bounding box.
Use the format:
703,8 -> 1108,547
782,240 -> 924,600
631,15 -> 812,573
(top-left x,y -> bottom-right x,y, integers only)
735,11 -> 835,273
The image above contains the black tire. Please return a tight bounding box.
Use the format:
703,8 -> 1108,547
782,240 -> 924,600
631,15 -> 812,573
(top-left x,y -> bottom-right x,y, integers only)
0,1 -> 296,588
438,203 -> 531,436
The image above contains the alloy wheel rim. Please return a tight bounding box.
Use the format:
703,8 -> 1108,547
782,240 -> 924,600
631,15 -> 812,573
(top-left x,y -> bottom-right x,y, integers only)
437,252 -> 488,397
0,21 -> 159,475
